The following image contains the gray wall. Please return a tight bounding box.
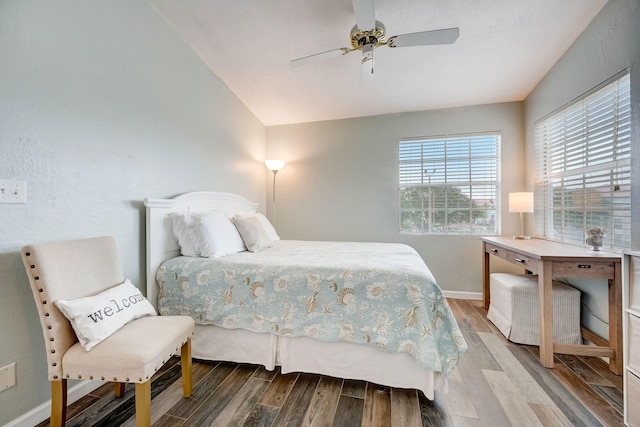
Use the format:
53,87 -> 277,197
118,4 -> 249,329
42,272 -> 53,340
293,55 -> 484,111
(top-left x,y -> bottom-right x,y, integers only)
266,102 -> 526,294
524,0 -> 640,338
0,1 -> 266,424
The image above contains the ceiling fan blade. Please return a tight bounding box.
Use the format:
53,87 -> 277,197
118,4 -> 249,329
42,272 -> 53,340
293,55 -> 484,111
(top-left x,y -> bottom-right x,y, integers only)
387,27 -> 459,48
290,47 -> 350,67
352,0 -> 375,30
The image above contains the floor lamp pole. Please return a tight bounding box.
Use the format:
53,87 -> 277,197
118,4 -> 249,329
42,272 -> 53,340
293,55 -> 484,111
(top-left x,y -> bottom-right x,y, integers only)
271,170 -> 278,224
265,159 -> 285,226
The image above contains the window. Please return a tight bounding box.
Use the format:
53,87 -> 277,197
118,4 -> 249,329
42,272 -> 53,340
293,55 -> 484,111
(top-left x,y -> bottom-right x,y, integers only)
535,72 -> 631,249
399,133 -> 500,235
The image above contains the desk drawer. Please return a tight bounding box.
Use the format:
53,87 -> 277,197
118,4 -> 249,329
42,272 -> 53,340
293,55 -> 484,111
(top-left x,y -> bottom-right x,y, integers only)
485,243 -> 508,261
504,251 -> 540,272
552,261 -> 615,279
485,243 -> 540,272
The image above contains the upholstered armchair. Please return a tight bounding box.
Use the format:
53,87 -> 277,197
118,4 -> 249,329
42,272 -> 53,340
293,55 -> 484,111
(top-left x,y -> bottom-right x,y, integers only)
21,236 -> 195,427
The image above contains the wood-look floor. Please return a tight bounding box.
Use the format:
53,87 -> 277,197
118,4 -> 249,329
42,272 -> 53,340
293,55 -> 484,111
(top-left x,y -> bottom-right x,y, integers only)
36,299 -> 624,427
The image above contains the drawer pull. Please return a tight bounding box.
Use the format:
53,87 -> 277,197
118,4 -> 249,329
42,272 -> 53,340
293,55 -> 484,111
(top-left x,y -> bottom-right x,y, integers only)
515,258 -> 526,263
578,264 -> 592,269
490,249 -> 498,253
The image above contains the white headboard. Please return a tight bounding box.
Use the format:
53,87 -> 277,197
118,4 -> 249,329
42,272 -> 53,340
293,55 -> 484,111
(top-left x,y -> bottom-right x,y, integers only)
144,191 -> 260,308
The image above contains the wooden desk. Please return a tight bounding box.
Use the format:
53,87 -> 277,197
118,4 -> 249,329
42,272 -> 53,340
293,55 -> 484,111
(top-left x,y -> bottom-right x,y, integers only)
482,236 -> 622,374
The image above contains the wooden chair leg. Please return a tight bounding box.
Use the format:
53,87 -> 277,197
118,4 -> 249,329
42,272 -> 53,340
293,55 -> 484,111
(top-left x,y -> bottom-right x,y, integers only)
135,381 -> 151,427
181,338 -> 193,397
114,382 -> 126,397
50,379 -> 68,427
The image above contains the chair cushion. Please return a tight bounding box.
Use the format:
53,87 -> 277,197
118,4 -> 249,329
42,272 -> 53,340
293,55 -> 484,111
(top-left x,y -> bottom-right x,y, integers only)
55,279 -> 157,351
61,315 -> 195,383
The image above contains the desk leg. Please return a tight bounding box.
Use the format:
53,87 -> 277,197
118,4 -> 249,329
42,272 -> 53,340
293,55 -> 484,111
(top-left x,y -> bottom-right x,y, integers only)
539,261 -> 554,368
483,242 -> 490,310
609,261 -> 623,374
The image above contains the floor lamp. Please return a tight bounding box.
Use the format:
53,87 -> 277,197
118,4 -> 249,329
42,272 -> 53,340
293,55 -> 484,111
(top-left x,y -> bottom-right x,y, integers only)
509,192 -> 534,240
265,159 -> 285,224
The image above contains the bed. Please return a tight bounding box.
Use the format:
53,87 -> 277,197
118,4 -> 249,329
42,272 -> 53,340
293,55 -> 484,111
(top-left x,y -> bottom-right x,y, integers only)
144,191 -> 466,399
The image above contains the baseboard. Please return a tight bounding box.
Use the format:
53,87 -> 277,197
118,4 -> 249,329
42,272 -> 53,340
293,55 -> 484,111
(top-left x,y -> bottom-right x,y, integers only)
442,290 -> 482,300
5,380 -> 105,427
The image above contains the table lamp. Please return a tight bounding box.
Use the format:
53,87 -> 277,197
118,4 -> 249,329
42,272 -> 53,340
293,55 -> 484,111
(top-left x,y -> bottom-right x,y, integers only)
509,192 -> 534,240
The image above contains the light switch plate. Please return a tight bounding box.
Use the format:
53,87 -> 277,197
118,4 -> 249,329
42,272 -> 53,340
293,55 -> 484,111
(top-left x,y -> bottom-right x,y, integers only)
0,180 -> 27,204
0,362 -> 16,391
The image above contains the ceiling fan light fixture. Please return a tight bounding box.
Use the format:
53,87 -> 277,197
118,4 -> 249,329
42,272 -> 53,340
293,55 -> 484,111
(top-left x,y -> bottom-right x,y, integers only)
360,43 -> 374,85
361,43 -> 374,63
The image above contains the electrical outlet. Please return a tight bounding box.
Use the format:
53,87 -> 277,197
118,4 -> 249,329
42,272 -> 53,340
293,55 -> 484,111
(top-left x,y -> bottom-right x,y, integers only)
0,180 -> 27,204
0,363 -> 16,391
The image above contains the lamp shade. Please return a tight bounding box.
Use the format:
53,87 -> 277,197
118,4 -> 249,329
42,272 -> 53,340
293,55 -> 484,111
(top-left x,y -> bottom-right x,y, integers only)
265,159 -> 286,172
509,192 -> 534,213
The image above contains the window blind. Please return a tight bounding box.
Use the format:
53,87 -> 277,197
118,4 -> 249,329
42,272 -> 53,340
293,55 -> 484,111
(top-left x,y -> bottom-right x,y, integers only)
399,133 -> 499,235
535,72 -> 631,249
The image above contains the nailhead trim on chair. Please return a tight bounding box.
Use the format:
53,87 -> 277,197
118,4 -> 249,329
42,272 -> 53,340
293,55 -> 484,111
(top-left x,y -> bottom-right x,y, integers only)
25,250 -> 63,383
58,342 -> 193,383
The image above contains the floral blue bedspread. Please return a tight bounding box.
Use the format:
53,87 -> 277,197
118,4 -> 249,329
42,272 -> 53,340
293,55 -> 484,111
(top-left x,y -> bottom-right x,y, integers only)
156,240 -> 467,376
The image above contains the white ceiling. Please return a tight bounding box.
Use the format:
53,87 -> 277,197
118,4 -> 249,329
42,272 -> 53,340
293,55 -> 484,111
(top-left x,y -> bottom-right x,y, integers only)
148,0 -> 607,126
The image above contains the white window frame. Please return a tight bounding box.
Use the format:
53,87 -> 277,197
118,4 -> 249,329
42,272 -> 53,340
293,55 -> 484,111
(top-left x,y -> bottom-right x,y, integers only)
399,133 -> 500,235
534,71 -> 631,250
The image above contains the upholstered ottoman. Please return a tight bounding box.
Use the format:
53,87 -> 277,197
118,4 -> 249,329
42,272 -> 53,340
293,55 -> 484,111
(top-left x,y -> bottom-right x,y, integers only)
487,273 -> 582,346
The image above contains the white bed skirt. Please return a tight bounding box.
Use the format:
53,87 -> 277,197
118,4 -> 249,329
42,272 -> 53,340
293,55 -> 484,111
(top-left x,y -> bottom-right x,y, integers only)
191,324 -> 435,399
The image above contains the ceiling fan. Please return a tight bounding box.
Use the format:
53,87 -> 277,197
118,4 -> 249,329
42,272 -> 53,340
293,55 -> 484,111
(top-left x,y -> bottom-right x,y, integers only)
290,0 -> 460,83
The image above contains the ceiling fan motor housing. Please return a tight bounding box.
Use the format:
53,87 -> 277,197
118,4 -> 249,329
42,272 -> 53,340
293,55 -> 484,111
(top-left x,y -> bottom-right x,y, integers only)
350,20 -> 386,50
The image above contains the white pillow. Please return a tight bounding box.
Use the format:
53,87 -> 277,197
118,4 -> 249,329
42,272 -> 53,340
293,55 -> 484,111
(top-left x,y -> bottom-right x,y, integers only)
55,279 -> 157,351
238,212 -> 280,241
169,213 -> 199,257
170,212 -> 246,257
193,212 -> 246,258
232,215 -> 273,252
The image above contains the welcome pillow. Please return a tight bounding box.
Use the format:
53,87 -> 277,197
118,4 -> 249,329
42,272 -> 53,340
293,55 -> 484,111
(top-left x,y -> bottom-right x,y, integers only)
55,279 -> 157,351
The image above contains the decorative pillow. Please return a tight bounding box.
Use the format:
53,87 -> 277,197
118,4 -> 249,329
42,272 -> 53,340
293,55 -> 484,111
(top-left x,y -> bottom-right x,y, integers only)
232,214 -> 273,252
238,212 -> 280,241
193,212 -> 246,258
54,279 -> 157,351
